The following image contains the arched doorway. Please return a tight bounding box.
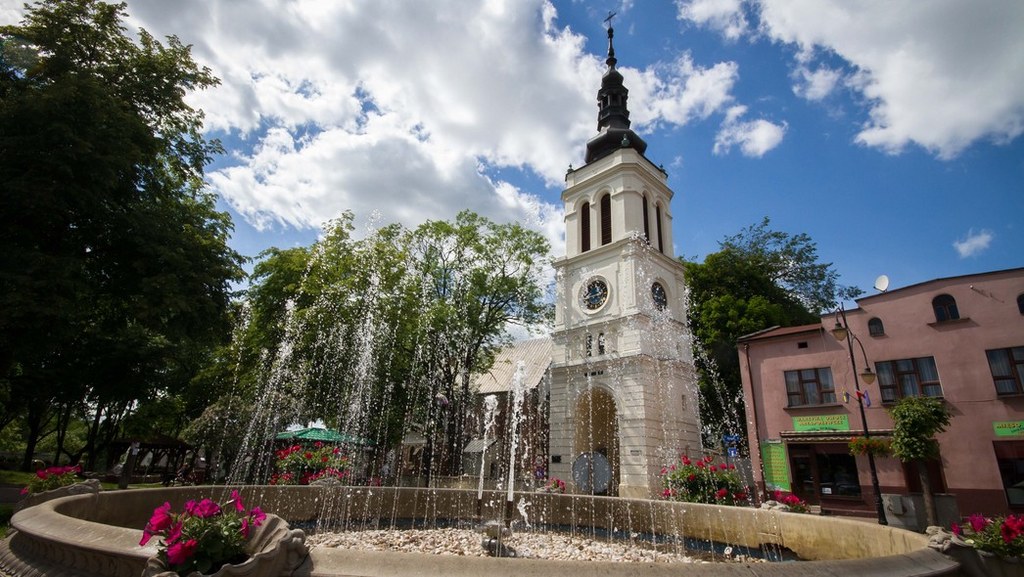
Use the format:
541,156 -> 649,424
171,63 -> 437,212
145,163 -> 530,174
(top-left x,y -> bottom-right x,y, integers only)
572,387 -> 619,495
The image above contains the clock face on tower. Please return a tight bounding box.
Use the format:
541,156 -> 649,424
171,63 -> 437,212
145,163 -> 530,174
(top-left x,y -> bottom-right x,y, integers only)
651,282 -> 668,310
580,278 -> 609,311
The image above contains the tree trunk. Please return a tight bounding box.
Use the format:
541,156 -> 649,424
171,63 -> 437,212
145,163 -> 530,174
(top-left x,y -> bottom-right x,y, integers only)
918,460 -> 938,527
20,396 -> 56,471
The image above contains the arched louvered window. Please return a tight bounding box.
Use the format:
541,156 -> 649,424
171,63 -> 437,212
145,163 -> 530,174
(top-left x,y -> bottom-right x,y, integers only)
868,317 -> 885,336
655,204 -> 664,253
642,195 -> 650,243
600,194 -> 611,245
932,294 -> 959,322
580,202 -> 591,253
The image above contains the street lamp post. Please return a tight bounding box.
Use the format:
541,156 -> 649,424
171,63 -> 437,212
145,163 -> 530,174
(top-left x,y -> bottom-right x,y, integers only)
831,305 -> 888,525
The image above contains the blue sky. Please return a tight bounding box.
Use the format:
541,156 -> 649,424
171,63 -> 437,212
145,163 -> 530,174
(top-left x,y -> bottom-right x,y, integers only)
4,0 -> 1022,298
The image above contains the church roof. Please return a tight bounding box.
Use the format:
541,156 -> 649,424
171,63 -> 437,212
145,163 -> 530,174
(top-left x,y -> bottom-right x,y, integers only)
473,337 -> 552,395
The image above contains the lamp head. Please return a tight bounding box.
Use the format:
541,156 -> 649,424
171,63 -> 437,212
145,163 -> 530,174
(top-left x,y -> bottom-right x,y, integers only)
830,321 -> 849,342
860,367 -> 876,385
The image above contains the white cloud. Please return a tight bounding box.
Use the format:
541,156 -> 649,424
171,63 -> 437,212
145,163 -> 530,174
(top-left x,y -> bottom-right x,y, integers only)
107,0 -> 597,251
792,65 -> 841,101
675,1 -> 1024,158
755,0 -> 1024,159
630,55 -> 740,127
675,0 -> 748,41
713,105 -> 787,156
953,229 -> 994,258
2,0 -> 754,252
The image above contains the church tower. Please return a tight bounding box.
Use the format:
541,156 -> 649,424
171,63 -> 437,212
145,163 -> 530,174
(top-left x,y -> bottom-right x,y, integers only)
547,24 -> 701,499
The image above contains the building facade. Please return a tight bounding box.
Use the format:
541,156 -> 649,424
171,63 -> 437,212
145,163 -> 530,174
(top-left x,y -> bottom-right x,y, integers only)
739,268 -> 1024,523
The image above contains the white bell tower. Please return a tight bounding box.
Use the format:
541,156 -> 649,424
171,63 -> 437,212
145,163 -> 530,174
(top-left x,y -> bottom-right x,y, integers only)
547,23 -> 701,499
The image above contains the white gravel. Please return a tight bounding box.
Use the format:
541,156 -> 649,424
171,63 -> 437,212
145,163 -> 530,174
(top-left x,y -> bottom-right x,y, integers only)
308,528 -> 763,564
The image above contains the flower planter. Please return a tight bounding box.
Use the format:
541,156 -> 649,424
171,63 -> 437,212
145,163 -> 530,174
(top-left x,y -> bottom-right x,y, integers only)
142,513 -> 308,577
15,478 -> 101,512
976,551 -> 1024,577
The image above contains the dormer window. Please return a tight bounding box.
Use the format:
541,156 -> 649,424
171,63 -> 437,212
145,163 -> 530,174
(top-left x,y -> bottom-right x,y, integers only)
868,317 -> 885,337
932,294 -> 959,322
1017,293 -> 1024,315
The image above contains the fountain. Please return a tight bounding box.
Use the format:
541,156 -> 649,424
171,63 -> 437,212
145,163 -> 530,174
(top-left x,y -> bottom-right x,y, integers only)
0,230 -> 961,574
0,23 -> 965,577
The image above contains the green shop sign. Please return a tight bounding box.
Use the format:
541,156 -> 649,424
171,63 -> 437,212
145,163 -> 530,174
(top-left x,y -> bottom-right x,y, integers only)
994,421 -> 1024,437
792,414 -> 850,432
760,441 -> 791,492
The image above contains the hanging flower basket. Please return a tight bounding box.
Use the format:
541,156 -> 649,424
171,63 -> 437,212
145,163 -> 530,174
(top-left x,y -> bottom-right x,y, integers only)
848,436 -> 891,457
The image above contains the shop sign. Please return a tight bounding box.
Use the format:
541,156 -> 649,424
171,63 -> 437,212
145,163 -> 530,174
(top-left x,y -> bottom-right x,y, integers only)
760,441 -> 791,492
792,414 -> 850,432
993,420 -> 1024,437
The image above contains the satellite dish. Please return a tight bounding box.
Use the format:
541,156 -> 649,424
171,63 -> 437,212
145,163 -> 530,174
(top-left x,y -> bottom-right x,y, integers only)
874,274 -> 890,293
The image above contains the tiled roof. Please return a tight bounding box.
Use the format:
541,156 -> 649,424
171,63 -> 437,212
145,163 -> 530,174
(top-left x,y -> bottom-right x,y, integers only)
474,337 -> 553,394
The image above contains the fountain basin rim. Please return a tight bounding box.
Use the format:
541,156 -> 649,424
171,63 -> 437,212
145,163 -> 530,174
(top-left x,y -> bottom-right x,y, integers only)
0,486 -> 959,577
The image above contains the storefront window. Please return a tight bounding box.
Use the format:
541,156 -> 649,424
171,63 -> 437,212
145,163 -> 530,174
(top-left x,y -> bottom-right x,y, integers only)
788,443 -> 862,504
994,441 -> 1024,507
816,452 -> 861,497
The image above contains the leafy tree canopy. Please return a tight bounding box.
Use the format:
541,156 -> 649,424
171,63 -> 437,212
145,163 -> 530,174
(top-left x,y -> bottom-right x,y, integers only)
0,0 -> 243,469
889,396 -> 951,462
683,218 -> 859,444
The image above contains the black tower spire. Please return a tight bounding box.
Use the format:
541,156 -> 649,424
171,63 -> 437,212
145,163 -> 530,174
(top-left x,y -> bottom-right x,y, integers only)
584,21 -> 648,164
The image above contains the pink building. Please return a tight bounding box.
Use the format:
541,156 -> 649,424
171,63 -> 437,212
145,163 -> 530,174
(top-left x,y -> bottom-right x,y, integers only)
738,268 -> 1024,526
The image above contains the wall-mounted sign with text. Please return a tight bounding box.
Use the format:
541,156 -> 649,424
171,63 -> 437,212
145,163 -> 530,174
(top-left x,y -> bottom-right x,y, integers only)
993,421 -> 1024,437
761,440 -> 791,492
791,414 -> 850,432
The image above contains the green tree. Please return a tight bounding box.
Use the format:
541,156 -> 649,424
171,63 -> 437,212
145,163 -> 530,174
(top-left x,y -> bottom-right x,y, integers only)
889,396 -> 951,527
0,0 -> 243,470
410,210 -> 551,476
683,218 -> 858,444
217,211 -> 550,482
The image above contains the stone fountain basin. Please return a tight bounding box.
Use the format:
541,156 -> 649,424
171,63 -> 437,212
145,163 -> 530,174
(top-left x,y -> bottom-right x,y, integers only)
0,486 -> 958,577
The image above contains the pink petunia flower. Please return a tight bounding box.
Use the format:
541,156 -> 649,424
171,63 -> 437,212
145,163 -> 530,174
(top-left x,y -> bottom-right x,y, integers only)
166,539 -> 199,566
165,522 -> 183,545
194,496 -> 223,518
230,490 -> 246,512
968,514 -> 988,533
249,506 -> 266,526
147,502 -> 174,533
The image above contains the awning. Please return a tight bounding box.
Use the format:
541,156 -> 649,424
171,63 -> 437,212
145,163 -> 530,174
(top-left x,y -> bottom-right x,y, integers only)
275,427 -> 371,446
779,429 -> 893,443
